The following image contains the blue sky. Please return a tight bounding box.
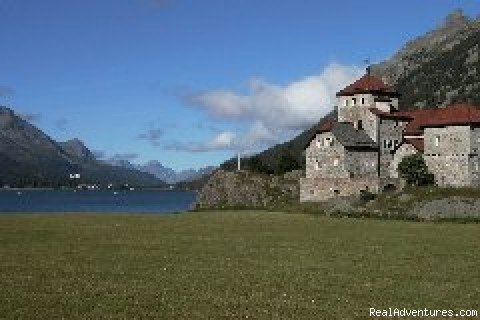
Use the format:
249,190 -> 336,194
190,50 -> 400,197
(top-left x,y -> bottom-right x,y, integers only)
0,0 -> 479,170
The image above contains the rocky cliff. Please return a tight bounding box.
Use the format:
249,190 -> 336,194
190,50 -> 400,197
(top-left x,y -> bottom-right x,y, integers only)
195,170 -> 303,209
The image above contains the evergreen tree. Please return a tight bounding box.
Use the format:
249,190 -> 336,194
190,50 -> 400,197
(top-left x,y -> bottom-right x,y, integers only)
398,154 -> 435,186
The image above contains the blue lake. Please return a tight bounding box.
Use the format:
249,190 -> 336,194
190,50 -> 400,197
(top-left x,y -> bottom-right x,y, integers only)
0,190 -> 197,213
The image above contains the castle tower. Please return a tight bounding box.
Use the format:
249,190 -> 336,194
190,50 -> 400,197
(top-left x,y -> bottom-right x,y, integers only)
335,68 -> 400,142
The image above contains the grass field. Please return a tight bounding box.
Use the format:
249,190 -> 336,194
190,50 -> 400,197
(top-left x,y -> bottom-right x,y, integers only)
0,212 -> 479,319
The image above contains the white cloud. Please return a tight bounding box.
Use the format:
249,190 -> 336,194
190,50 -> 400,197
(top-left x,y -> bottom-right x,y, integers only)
189,63 -> 363,131
166,131 -> 236,153
181,63 -> 363,153
165,123 -> 277,153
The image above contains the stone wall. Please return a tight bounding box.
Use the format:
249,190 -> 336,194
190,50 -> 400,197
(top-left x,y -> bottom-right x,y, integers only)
300,176 -> 380,202
423,126 -> 471,186
379,118 -> 406,178
470,128 -> 480,185
338,97 -> 379,142
345,149 -> 378,177
305,132 -> 349,179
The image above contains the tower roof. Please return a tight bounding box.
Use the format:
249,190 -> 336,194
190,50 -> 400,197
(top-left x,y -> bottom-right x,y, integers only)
336,73 -> 399,97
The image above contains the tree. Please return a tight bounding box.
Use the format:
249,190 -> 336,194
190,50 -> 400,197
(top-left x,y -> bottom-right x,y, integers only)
276,153 -> 301,174
398,154 -> 435,186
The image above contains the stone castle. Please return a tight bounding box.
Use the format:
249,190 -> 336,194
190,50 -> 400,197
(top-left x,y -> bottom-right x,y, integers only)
300,69 -> 480,201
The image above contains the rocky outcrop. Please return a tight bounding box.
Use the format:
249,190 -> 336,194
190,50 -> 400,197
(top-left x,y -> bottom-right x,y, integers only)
409,197 -> 480,220
195,170 -> 303,209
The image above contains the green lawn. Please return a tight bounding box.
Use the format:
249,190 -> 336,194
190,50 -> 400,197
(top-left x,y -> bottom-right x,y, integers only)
0,212 -> 479,319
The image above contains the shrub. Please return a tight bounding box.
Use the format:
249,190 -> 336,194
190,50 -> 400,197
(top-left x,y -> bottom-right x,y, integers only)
360,189 -> 376,202
398,154 -> 435,186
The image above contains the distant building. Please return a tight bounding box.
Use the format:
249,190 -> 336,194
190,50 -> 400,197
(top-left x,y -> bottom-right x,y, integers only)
301,69 -> 480,201
69,173 -> 81,179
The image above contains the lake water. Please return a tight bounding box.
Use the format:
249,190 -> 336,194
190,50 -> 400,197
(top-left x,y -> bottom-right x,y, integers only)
0,190 -> 197,213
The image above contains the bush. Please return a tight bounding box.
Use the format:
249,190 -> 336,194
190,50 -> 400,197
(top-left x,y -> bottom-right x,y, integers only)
360,189 -> 376,202
398,154 -> 435,186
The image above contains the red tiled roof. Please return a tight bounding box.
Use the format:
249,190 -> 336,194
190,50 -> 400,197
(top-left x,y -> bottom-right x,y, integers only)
404,137 -> 424,152
397,104 -> 480,135
316,119 -> 335,133
336,74 -> 398,97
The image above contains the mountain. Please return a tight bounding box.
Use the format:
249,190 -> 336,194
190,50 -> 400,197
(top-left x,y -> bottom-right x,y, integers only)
372,9 -> 480,108
0,106 -> 165,187
59,138 -> 96,163
134,160 -> 215,184
175,166 -> 216,183
105,158 -> 216,184
105,159 -> 136,170
220,9 -> 480,175
136,160 -> 178,183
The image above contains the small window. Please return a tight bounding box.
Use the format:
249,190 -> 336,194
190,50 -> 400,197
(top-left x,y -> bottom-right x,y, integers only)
333,159 -> 339,167
344,99 -> 349,107
325,137 -> 334,146
352,98 -> 357,106
384,139 -> 392,149
434,136 -> 440,147
361,98 -> 365,105
357,120 -> 363,130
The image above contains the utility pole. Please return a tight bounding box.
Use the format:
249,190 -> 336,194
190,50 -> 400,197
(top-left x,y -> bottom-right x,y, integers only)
237,152 -> 241,171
